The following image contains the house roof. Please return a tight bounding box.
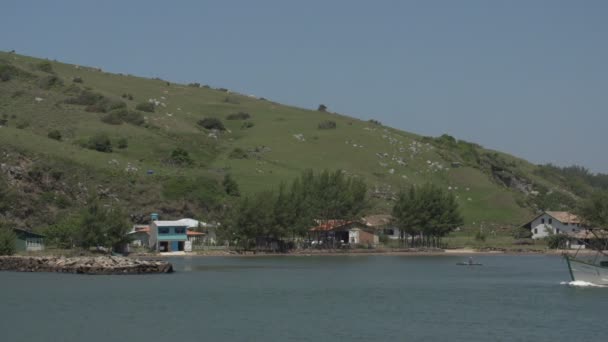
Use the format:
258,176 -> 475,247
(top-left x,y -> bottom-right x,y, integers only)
127,225 -> 150,235
522,211 -> 581,227
177,218 -> 200,228
568,229 -> 608,239
187,231 -> 205,236
152,220 -> 190,227
362,214 -> 393,227
310,220 -> 353,232
545,211 -> 581,224
12,228 -> 45,238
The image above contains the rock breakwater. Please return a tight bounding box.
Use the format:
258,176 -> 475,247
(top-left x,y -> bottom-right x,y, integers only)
0,256 -> 173,275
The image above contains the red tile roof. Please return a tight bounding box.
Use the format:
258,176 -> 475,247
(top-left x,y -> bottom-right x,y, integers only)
187,231 -> 205,236
310,220 -> 353,232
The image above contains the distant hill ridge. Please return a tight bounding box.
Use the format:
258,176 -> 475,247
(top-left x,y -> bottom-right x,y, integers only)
0,50 -> 601,229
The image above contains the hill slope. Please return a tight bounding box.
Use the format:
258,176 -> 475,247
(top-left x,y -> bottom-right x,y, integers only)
0,51 -> 589,229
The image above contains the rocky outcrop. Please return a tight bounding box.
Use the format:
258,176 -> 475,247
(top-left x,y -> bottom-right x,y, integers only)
0,256 -> 173,275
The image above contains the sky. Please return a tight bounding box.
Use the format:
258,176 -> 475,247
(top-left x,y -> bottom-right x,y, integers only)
2,0 -> 607,172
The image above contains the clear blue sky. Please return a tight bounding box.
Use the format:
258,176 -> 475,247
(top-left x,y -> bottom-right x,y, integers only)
3,0 -> 607,172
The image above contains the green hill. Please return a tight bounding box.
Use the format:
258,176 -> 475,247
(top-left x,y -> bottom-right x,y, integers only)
0,51 -> 596,230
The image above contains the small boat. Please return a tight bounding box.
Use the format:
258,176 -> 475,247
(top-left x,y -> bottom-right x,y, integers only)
456,257 -> 482,266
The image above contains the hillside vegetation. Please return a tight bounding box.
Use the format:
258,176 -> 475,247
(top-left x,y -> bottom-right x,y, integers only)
0,50 -> 602,231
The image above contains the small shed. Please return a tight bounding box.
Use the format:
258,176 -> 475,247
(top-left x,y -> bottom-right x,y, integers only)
13,228 -> 45,252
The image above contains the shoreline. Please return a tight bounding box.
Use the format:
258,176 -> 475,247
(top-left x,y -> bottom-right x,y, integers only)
139,247 -> 591,258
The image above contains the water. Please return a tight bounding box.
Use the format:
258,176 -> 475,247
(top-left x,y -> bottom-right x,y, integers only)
1,255 -> 606,342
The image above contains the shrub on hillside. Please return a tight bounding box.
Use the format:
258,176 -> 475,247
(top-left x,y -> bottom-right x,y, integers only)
0,67 -> 12,82
241,121 -> 254,129
38,75 -> 64,89
121,93 -> 134,100
224,96 -> 240,104
169,148 -> 193,166
86,134 -> 113,153
197,117 -> 225,131
226,112 -> 251,120
36,61 -> 53,73
368,119 -> 382,126
317,104 -> 327,112
72,77 -> 83,83
229,148 -> 248,159
65,89 -> 104,106
318,120 -> 337,130
222,174 -> 240,197
48,130 -> 62,141
100,111 -> 124,125
85,98 -> 126,114
101,109 -> 145,126
188,82 -> 201,87
135,102 -> 155,113
117,138 -> 128,149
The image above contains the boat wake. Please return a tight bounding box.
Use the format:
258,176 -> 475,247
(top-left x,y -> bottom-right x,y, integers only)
560,280 -> 607,288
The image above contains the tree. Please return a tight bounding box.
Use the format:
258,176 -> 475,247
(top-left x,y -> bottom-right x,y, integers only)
0,224 -> 16,255
46,214 -> 81,249
227,192 -> 276,250
577,191 -> 608,228
392,184 -> 463,247
317,104 -> 327,112
76,201 -> 131,252
223,174 -> 240,197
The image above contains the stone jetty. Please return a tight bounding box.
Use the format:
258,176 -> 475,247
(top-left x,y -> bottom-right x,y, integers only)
0,255 -> 173,275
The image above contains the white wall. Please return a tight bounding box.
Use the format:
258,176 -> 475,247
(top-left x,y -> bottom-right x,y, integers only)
530,213 -> 581,239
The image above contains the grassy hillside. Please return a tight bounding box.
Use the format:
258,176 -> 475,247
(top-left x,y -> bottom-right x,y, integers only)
0,50 -> 586,229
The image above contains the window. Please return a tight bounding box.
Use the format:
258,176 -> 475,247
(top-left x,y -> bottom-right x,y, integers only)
556,228 -> 560,234
541,218 -> 545,224
384,229 -> 394,235
548,218 -> 553,224
534,228 -> 538,234
175,227 -> 186,234
159,227 -> 169,234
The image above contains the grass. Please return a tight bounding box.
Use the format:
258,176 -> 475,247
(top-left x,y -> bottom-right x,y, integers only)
0,50 -> 569,228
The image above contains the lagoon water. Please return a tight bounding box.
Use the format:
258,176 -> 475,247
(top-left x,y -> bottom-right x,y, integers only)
1,255 -> 606,342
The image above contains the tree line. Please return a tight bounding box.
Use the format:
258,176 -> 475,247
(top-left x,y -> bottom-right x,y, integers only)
392,183 -> 464,248
220,169 -> 367,250
45,201 -> 131,252
220,170 -> 465,251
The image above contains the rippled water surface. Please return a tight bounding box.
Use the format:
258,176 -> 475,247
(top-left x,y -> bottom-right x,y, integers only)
1,255 -> 606,341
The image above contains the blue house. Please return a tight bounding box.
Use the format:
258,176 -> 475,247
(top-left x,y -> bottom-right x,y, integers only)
149,214 -> 189,252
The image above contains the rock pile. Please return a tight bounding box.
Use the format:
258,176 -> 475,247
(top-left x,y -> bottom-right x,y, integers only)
0,256 -> 173,275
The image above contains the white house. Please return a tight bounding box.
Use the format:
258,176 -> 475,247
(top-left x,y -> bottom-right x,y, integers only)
523,211 -> 583,239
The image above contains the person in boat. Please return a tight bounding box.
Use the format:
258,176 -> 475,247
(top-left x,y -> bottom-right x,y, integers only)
468,257 -> 474,265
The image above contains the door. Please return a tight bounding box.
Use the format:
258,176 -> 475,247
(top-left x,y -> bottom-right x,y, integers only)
171,241 -> 179,252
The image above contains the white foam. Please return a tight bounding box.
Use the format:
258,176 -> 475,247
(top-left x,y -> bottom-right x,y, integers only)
560,280 -> 607,288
